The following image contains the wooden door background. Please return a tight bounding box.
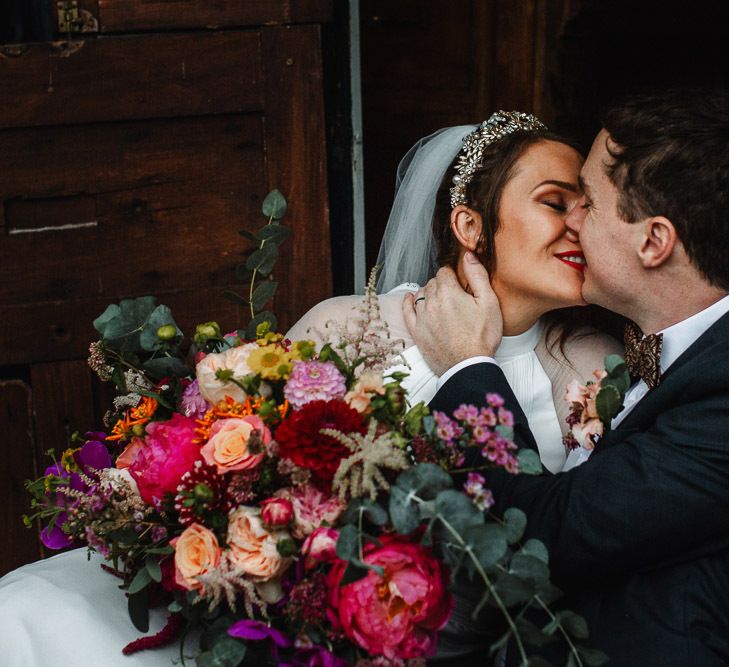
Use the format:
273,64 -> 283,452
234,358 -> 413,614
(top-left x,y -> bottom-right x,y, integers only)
0,1 -> 332,575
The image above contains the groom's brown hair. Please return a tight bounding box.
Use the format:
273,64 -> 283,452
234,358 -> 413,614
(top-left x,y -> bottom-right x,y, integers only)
602,88 -> 729,290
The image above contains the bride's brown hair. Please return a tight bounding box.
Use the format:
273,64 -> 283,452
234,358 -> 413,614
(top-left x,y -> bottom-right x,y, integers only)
432,131 -> 626,353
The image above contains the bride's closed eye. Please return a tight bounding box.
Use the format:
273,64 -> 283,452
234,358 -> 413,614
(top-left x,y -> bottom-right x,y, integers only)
542,199 -> 567,212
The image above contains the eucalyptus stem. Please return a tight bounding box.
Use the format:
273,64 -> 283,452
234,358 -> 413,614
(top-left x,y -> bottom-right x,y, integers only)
412,496 -> 529,666
534,594 -> 584,667
248,213 -> 275,321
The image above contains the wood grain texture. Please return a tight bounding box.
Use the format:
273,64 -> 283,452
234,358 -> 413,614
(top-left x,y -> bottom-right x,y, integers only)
0,31 -> 263,129
261,25 -> 332,326
96,0 -> 332,32
0,381 -> 41,576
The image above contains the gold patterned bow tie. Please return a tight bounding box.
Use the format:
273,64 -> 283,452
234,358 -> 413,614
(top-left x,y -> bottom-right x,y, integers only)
624,323 -> 663,389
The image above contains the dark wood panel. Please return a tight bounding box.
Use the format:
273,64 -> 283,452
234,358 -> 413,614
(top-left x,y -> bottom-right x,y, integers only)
0,380 -> 41,576
0,287 -> 246,366
0,114 -> 265,306
30,361 -> 97,459
0,31 -> 263,129
262,25 -> 332,325
97,0 -> 332,32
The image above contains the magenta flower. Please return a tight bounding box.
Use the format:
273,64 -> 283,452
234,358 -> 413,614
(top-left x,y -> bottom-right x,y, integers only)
181,379 -> 210,419
283,361 -> 347,410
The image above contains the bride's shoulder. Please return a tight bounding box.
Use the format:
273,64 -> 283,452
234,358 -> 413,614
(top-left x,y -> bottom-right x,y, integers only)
555,326 -> 624,378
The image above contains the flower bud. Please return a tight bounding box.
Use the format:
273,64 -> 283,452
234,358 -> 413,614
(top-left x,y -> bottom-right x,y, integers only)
260,497 -> 293,528
276,537 -> 298,558
157,324 -> 177,341
301,526 -> 339,569
194,321 -> 221,346
131,423 -> 146,437
193,482 -> 214,503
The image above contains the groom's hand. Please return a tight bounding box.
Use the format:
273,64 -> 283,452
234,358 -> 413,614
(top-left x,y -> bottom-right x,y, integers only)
402,252 -> 504,376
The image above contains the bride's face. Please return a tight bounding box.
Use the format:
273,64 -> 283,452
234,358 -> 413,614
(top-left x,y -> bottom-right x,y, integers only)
490,140 -> 585,315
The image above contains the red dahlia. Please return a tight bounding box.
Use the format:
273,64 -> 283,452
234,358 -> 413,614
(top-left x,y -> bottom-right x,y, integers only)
275,399 -> 366,489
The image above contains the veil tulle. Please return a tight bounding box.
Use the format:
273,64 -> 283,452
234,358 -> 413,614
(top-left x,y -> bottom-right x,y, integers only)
375,124 -> 477,294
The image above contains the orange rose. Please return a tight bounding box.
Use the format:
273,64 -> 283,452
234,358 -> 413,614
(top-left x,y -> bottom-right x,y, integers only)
344,371 -> 385,414
200,416 -> 270,474
226,506 -> 291,581
171,523 -> 221,591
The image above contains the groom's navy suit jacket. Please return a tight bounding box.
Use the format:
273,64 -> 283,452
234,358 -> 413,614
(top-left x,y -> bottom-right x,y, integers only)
430,310 -> 729,666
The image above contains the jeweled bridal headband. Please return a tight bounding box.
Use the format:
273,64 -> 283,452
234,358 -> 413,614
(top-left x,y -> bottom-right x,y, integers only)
449,110 -> 547,208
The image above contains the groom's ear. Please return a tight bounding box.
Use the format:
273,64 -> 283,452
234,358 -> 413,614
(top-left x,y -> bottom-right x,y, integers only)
637,216 -> 678,269
450,206 -> 484,252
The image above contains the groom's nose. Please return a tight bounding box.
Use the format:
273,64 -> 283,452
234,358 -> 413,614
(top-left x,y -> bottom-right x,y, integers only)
565,199 -> 585,236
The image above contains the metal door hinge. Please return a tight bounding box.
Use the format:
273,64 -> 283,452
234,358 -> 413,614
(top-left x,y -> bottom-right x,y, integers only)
57,1 -> 98,34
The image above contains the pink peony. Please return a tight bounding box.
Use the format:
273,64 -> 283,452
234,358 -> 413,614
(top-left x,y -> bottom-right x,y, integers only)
260,497 -> 294,527
301,527 -> 339,570
284,361 -> 347,410
128,414 -> 202,505
327,534 -> 453,660
275,484 -> 345,539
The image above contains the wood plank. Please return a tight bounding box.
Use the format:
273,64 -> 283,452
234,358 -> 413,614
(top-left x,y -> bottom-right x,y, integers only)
261,25 -> 332,326
0,31 -> 262,129
0,113 -> 265,306
492,0 -> 538,111
97,0 -> 332,32
0,287 -> 246,366
0,380 -> 41,575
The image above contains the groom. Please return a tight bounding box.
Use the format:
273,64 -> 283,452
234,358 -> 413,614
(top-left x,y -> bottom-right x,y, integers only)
405,89 -> 729,665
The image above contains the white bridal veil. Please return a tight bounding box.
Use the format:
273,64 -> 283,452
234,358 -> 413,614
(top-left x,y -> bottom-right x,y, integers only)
375,124 -> 477,293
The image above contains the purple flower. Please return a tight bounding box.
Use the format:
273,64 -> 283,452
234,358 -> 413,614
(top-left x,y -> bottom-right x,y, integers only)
228,619 -> 292,648
181,379 -> 210,419
281,646 -> 348,667
284,361 -> 347,409
486,393 -> 505,408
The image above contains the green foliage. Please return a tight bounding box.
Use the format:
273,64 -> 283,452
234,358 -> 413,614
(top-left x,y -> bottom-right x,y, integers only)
503,507 -> 527,544
196,636 -> 247,667
226,189 -> 289,339
517,449 -> 544,475
94,297 -> 182,353
127,588 -> 150,633
596,353 -> 631,423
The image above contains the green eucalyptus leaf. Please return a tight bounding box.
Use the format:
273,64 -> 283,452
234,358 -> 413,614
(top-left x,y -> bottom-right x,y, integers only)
556,610 -> 590,639
389,485 -> 421,535
223,290 -> 248,305
94,297 -> 158,351
595,383 -> 623,422
577,646 -> 609,666
127,588 -> 150,633
341,498 -> 388,526
246,245 -> 278,277
493,570 -> 534,606
517,449 -> 543,475
339,561 -> 370,586
251,280 -> 278,312
510,552 -> 550,586
261,189 -> 288,220
335,524 -> 360,561
142,357 -> 190,380
168,600 -> 183,613
139,305 -> 182,352
516,617 -> 555,648
604,354 -> 626,375
257,223 -> 291,245
212,636 -> 247,666
234,263 -> 254,282
503,507 -> 527,544
394,463 -> 453,501
128,566 -> 152,595
464,523 -> 508,570
245,311 -> 277,339
145,556 -> 162,583
519,538 -> 549,564
239,229 -> 258,242
434,489 -> 484,534
526,657 -> 555,667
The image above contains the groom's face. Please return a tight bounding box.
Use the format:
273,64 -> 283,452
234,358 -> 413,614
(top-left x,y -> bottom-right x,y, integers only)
566,130 -> 639,312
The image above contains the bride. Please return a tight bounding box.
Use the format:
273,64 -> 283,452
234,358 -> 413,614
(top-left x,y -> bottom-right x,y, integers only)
0,112 -> 620,666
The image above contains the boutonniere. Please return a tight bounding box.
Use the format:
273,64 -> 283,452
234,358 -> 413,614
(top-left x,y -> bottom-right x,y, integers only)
563,354 -> 631,452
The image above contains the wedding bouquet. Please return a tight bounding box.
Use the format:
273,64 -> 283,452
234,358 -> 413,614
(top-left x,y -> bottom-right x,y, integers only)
25,192 -> 604,667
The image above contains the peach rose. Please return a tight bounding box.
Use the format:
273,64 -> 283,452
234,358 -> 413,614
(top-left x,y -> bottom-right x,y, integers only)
345,371 -> 385,414
171,523 -> 221,591
200,415 -> 270,474
195,343 -> 258,405
115,436 -> 144,469
226,506 -> 291,581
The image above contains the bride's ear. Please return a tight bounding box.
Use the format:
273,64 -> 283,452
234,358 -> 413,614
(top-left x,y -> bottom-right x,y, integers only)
450,205 -> 484,252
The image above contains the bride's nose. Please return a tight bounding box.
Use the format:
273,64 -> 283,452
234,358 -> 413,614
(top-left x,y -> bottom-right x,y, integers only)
565,226 -> 580,244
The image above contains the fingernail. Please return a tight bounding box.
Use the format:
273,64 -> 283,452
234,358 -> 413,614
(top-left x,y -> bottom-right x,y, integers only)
465,251 -> 479,264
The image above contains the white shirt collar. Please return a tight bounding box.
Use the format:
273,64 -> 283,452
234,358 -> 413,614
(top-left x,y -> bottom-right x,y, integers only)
658,294 -> 729,372
495,320 -> 542,360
